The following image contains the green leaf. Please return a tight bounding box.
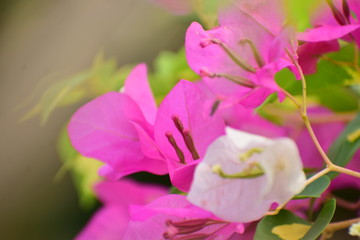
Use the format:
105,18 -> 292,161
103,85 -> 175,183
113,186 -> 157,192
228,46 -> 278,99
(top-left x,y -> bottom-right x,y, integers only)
19,71 -> 90,124
294,175 -> 330,199
301,198 -> 336,240
327,113 -> 360,179
254,200 -> 336,240
87,53 -> 133,95
272,224 -> 311,240
316,88 -> 358,112
254,210 -> 310,240
39,72 -> 90,124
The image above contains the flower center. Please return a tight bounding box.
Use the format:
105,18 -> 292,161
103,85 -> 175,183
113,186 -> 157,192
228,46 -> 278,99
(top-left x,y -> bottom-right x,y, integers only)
212,162 -> 265,179
165,115 -> 200,164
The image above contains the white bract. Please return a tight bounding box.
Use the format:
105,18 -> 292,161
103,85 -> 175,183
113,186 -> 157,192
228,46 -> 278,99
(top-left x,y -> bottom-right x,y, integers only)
187,127 -> 306,223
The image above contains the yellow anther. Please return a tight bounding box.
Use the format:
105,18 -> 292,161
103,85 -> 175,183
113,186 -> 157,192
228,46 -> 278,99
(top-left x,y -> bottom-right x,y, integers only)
239,148 -> 263,162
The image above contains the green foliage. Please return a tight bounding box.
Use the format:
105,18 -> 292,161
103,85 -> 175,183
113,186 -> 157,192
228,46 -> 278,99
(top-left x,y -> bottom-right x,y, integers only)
19,71 -> 90,124
56,126 -> 103,209
301,199 -> 336,240
169,186 -> 186,195
344,66 -> 360,97
277,44 -> 359,112
19,53 -> 133,124
254,199 -> 336,240
254,210 -> 310,240
191,0 -> 225,28
294,176 -> 330,199
327,113 -> 360,179
149,47 -> 198,103
284,0 -> 321,31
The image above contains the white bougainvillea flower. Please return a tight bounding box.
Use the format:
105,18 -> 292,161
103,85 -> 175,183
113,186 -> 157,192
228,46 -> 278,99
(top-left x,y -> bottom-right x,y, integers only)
187,127 -> 306,223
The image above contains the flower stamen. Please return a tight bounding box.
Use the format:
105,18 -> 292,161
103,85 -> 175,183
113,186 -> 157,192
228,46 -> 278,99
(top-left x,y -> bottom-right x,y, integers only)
210,99 -> 221,116
166,132 -> 186,164
200,38 -> 256,73
212,162 -> 265,179
239,39 -> 265,68
239,147 -> 263,162
172,115 -> 200,160
199,67 -> 255,88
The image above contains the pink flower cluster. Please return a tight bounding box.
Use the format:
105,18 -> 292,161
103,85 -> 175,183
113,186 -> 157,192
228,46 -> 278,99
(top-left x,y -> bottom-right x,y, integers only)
68,0 -> 360,239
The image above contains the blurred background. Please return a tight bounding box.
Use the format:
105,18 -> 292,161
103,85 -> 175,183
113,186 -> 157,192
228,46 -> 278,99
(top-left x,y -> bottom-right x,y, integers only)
0,0 -> 190,238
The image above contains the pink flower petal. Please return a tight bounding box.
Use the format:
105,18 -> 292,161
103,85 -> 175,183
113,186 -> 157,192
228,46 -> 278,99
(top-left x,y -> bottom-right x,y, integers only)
154,80 -> 225,189
298,40 -> 340,75
68,92 -> 167,177
124,63 -> 157,124
298,25 -> 360,42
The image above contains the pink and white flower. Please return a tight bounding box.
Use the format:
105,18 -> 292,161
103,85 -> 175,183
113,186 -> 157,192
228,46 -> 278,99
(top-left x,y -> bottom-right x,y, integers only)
188,127 -> 306,223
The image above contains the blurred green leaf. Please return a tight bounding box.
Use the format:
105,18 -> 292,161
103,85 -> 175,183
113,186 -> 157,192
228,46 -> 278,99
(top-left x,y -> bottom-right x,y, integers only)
87,53 -> 133,95
327,113 -> 360,179
284,0 -> 321,31
19,71 -> 90,124
169,186 -> 186,195
277,49 -> 359,112
344,66 -> 360,97
19,52 -> 133,124
56,126 -> 103,209
149,47 -> 198,103
294,176 -> 330,199
254,210 -> 310,240
301,198 -> 336,240
191,0 -> 224,28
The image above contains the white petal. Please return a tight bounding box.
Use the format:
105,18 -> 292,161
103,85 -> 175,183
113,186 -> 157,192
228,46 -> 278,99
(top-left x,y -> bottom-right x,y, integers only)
187,128 -> 306,223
